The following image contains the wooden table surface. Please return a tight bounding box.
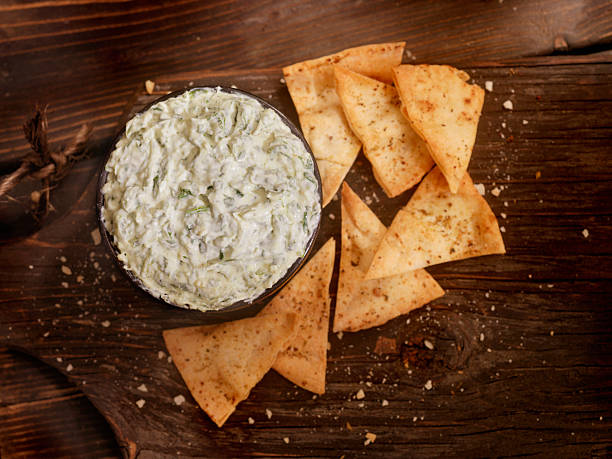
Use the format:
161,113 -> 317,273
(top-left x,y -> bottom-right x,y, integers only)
1,1 -> 612,458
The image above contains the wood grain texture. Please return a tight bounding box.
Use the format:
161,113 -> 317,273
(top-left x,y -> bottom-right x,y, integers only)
0,347 -> 120,458
1,58 -> 611,457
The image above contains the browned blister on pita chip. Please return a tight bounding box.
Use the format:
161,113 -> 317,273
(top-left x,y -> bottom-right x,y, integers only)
334,66 -> 434,197
393,65 -> 484,193
283,42 -> 405,206
334,183 -> 444,332
163,312 -> 297,427
262,238 -> 336,394
366,168 -> 505,279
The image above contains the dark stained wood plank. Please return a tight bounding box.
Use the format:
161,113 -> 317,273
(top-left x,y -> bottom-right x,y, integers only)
1,59 -> 611,457
0,347 -> 120,458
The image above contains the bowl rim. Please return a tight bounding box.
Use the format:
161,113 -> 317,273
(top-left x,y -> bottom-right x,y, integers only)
96,85 -> 322,317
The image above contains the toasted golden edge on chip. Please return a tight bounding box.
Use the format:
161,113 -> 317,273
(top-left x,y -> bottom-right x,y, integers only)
163,312 -> 297,427
283,42 -> 405,206
334,65 -> 434,197
365,167 -> 505,279
262,238 -> 336,394
334,183 -> 444,332
393,65 -> 484,193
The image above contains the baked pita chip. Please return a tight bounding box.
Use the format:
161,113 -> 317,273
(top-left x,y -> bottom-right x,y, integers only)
393,65 -> 484,193
366,168 -> 505,279
334,183 -> 444,332
334,66 -> 434,197
283,42 -> 405,206
262,238 -> 336,394
163,312 -> 297,427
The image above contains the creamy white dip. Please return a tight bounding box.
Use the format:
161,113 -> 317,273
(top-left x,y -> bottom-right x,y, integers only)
102,88 -> 320,310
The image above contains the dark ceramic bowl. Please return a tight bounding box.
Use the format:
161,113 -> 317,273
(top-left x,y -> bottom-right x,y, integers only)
96,86 -> 322,318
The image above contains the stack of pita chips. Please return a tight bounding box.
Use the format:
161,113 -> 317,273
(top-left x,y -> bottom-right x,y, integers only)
334,183 -> 444,332
163,238 -> 335,427
283,42 -> 405,206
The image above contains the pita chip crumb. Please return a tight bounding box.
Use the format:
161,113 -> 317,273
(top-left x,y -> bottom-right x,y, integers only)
393,65 -> 484,193
145,80 -> 155,95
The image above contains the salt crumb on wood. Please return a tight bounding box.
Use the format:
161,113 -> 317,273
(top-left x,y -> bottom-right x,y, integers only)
424,380 -> 433,390
474,183 -> 485,195
91,228 -> 101,245
145,80 -> 155,94
61,265 -> 72,275
503,100 -> 513,110
265,408 -> 273,419
582,228 -> 589,238
356,389 -> 365,400
485,81 -> 493,92
491,187 -> 501,197
66,364 -> 73,372
137,384 -> 148,392
364,432 -> 377,445
158,350 -> 166,359
136,399 -> 146,408
248,417 -> 255,424
382,399 -> 389,407
283,437 -> 290,444
174,395 -> 186,406
101,320 -> 111,327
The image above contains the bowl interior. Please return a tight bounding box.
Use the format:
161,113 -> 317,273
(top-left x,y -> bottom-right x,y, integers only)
96,86 -> 322,318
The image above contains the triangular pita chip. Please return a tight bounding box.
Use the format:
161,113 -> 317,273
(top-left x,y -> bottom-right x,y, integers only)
366,167 -> 505,279
262,238 -> 336,394
283,42 -> 405,206
163,312 -> 297,427
393,65 -> 484,193
334,183 -> 444,332
334,66 -> 434,197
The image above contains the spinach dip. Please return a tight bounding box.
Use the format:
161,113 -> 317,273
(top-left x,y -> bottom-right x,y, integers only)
102,88 -> 321,310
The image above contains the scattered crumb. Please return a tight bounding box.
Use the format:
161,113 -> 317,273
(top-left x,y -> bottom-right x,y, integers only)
174,395 -> 186,406
423,339 -> 434,350
535,171 -> 541,179
90,228 -> 101,245
474,183 -> 485,195
230,84 -> 238,89
346,421 -> 353,431
503,100 -> 513,110
424,380 -> 433,390
413,416 -> 417,422
480,333 -> 485,342
137,384 -> 148,392
382,399 -> 389,407
491,187 -> 501,197
487,348 -> 492,353
582,228 -> 589,238
61,281 -> 69,288
356,389 -> 365,400
328,213 -> 335,220
491,305 -> 496,311
283,437 -> 290,444
485,81 -> 493,92
43,331 -> 50,337
501,122 -> 506,129
136,399 -> 146,408
167,356 -> 172,363
550,330 -> 554,336
158,350 -> 166,360
336,331 -> 343,340
101,320 -> 111,328
501,212 -> 507,219
56,357 -> 63,362
364,432 -> 377,446
248,417 -> 255,424
500,226 -> 506,233
60,256 -> 67,263
266,408 -> 273,419
66,364 -> 73,372
28,265 -> 33,269
280,78 -> 286,84
76,275 -> 84,283
522,119 -> 529,125
145,80 -> 155,94
504,201 -> 509,207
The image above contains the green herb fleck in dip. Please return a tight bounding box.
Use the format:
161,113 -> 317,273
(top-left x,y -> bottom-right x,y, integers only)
102,88 -> 320,310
